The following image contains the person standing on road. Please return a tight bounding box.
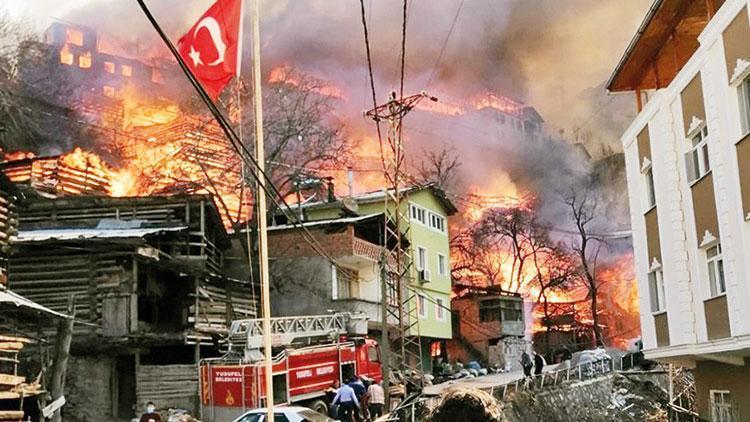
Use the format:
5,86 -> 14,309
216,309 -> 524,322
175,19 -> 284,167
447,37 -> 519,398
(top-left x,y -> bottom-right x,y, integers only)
367,380 -> 385,419
332,381 -> 360,422
520,351 -> 533,378
139,401 -> 163,422
533,351 -> 544,376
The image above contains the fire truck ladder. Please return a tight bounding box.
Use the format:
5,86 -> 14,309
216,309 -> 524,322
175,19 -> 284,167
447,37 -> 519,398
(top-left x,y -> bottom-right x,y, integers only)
366,91 -> 436,395
227,313 -> 367,362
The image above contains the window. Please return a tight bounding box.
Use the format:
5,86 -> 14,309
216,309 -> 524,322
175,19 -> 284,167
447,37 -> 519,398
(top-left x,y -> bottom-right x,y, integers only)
332,265 -> 358,300
435,297 -> 446,321
416,246 -> 427,271
739,76 -> 750,135
437,254 -> 447,276
707,244 -> 726,297
417,294 -> 427,319
648,270 -> 666,313
65,28 -> 84,46
387,283 -> 398,306
102,85 -> 116,98
710,390 -> 733,422
429,212 -> 446,233
103,61 -> 115,74
644,166 -> 656,209
59,46 -> 74,65
78,51 -> 91,69
410,204 -> 427,225
121,64 -> 132,77
686,125 -> 710,182
478,299 -> 522,322
151,68 -> 164,84
367,346 -> 380,362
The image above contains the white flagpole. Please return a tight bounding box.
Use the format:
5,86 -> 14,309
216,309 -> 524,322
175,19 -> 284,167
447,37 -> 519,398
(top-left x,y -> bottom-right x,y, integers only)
250,0 -> 275,420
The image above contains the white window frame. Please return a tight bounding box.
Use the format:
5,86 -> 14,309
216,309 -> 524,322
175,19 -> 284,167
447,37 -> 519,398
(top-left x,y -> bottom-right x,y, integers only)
648,269 -> 666,313
435,297 -> 446,321
417,294 -> 427,319
643,164 -> 656,211
429,212 -> 446,234
739,75 -> 750,137
707,243 -> 726,298
437,253 -> 447,276
410,204 -> 428,226
710,390 -> 733,422
416,246 -> 428,271
686,125 -> 710,183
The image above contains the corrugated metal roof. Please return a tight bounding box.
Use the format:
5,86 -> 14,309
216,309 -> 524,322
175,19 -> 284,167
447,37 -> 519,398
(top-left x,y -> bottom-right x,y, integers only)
0,288 -> 70,319
15,225 -> 188,243
265,213 -> 383,232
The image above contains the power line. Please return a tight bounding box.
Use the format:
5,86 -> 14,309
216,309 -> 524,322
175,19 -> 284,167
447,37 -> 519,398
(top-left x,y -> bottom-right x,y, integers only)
426,0 -> 464,89
358,0 -> 386,174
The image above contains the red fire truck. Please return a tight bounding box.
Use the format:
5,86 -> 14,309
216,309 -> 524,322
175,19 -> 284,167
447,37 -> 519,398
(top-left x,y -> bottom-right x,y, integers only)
199,313 -> 382,421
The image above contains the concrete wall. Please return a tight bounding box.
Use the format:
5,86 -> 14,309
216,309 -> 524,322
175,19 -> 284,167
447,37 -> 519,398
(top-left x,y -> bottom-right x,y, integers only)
694,359 -> 750,419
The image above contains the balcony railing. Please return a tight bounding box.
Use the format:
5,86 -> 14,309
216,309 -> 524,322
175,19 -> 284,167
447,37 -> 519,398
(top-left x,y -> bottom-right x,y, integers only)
352,237 -> 383,262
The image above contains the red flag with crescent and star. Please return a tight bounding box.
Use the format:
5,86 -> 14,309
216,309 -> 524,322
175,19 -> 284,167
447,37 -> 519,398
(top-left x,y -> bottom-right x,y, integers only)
177,0 -> 242,100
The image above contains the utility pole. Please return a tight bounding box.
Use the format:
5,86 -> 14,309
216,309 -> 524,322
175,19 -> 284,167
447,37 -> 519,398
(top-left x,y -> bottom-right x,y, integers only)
367,91 -> 436,407
250,1 -> 274,420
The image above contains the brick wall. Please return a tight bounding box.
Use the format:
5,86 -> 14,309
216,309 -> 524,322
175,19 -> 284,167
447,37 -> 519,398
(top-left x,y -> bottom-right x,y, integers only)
268,226 -> 354,259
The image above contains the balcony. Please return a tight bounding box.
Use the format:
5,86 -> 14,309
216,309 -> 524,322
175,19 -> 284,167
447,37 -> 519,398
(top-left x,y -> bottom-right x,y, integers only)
337,236 -> 385,269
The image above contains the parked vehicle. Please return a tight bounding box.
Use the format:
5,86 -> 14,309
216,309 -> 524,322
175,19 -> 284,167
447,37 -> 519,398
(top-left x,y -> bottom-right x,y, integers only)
199,313 -> 382,422
231,406 -> 335,422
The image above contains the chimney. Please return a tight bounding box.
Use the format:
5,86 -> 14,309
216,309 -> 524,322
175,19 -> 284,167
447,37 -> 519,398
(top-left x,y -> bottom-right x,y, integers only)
326,178 -> 336,203
347,167 -> 354,197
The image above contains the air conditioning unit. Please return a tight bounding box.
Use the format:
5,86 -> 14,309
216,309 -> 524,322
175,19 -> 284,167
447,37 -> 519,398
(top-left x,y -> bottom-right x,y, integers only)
419,269 -> 431,283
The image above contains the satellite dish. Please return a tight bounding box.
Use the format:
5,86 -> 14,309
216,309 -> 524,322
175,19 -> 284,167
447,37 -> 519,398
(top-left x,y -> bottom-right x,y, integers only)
342,197 -> 359,215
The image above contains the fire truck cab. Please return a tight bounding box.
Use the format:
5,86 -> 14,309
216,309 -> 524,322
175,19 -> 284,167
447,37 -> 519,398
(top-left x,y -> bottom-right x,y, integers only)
199,313 -> 382,422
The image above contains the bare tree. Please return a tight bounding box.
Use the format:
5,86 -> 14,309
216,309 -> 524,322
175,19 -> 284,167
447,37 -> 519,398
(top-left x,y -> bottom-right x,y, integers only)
450,229 -> 507,287
415,146 -> 461,191
0,16 -> 74,151
235,67 -> 351,200
563,183 -> 605,347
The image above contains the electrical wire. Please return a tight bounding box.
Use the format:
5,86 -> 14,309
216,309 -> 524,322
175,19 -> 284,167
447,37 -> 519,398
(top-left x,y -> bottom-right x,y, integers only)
137,0 -> 339,267
358,0 -> 386,174
425,0 -> 464,90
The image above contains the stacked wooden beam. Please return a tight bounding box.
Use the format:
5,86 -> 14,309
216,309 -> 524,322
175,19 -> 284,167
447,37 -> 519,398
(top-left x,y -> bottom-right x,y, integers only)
0,335 -> 41,422
190,282 -> 256,333
1,152 -> 113,198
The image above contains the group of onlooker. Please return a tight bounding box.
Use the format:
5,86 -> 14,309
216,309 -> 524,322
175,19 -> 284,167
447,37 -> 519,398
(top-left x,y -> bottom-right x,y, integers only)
326,375 -> 385,421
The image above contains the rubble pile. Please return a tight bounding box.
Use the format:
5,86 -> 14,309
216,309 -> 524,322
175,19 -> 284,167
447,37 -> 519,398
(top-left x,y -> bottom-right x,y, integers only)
503,372 -> 669,422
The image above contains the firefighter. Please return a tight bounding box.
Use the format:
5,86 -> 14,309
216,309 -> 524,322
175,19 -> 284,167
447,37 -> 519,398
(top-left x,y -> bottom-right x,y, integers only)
332,380 -> 360,422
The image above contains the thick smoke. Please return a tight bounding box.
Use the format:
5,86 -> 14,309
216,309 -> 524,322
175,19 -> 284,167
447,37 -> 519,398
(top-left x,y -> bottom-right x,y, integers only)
8,0 -> 646,229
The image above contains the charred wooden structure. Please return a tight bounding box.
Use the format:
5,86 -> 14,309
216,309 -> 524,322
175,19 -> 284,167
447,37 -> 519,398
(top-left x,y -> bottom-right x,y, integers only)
7,193 -> 254,420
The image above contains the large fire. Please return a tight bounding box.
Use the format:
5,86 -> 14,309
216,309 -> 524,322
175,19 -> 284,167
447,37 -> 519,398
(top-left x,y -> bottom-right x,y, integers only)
452,181 -> 641,349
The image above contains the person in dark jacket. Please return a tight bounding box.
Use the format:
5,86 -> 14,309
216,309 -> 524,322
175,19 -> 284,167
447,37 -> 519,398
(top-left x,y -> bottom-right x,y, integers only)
139,401 -> 162,422
520,351 -> 533,378
533,352 -> 544,376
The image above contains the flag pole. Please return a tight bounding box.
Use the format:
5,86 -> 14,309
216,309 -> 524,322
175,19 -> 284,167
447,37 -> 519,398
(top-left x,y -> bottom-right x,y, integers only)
250,1 -> 275,420
135,0 -> 274,416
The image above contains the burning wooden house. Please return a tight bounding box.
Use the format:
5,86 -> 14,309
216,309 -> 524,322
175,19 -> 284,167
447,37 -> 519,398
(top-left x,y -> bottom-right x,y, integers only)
447,284 -> 527,370
6,192 -> 255,421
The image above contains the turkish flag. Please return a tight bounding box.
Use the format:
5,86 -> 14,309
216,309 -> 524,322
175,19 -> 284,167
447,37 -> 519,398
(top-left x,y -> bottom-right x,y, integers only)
177,0 -> 242,100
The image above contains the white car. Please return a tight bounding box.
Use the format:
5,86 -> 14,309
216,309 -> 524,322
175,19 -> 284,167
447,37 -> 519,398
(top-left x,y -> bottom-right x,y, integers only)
232,406 -> 335,422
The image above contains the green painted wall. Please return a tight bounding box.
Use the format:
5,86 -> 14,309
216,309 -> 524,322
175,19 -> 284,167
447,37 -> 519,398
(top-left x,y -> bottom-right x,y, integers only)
304,188 -> 453,339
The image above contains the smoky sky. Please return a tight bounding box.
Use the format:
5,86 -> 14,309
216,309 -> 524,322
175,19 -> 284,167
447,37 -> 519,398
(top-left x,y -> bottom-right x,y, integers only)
4,0 -> 645,235
19,0 -> 653,132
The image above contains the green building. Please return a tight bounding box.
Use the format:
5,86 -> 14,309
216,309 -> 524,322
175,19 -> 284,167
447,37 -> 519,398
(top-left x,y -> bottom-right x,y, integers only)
281,184 -> 457,371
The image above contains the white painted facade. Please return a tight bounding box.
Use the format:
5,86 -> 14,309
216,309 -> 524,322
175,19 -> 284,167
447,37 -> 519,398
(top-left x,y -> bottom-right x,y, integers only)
622,0 -> 750,363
